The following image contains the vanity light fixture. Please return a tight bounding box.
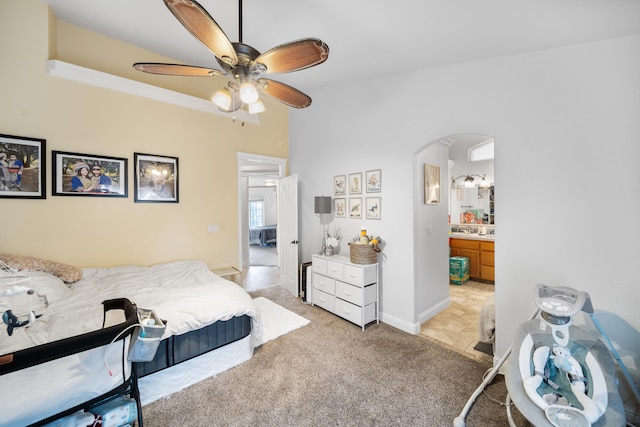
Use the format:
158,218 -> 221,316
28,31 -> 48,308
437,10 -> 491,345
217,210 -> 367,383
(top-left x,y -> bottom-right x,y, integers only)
451,174 -> 491,189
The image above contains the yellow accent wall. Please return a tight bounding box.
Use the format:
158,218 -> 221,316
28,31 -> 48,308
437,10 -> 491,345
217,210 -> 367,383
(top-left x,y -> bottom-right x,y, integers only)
0,0 -> 288,269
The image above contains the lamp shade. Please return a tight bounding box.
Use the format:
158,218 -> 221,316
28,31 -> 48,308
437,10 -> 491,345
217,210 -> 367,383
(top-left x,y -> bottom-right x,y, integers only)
314,196 -> 332,214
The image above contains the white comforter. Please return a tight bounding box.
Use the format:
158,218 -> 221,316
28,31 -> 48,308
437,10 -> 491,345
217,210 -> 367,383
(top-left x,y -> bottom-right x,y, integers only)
0,260 -> 262,354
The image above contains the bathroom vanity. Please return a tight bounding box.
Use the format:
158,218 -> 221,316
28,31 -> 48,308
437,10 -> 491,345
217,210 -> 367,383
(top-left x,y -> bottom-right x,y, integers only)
450,233 -> 494,283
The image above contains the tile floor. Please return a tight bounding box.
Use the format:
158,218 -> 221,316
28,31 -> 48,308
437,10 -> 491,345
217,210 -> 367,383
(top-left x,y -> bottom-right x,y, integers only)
241,265 -> 495,363
419,280 -> 495,363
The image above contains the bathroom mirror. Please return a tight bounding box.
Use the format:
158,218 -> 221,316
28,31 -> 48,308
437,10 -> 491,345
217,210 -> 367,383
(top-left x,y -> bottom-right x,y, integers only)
450,184 -> 494,224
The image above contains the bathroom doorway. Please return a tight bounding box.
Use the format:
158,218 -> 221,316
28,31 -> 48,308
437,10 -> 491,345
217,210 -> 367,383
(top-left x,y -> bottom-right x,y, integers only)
419,133 -> 496,362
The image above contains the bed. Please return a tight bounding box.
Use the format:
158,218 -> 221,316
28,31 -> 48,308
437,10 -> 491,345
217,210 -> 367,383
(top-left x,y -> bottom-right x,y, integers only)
249,225 -> 277,246
0,256 -> 263,426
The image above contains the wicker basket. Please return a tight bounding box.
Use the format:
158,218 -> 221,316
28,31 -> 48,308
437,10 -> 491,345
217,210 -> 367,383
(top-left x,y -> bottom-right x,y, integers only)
349,243 -> 378,264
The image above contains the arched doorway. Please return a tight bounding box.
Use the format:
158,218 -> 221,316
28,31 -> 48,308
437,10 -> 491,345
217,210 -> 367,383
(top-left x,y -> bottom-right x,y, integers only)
418,133 -> 496,362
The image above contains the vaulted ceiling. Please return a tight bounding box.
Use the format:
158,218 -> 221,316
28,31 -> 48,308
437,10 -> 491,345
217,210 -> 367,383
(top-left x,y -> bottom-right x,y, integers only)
42,0 -> 640,98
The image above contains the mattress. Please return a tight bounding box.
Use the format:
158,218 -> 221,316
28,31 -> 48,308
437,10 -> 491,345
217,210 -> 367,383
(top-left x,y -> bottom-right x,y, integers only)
136,314 -> 252,377
0,259 -> 262,425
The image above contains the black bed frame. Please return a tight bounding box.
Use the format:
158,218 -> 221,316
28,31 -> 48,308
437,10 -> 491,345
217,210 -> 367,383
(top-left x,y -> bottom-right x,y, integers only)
0,298 -> 143,427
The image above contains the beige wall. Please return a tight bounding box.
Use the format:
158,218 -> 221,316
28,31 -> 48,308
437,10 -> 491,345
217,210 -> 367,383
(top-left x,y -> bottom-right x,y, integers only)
0,0 -> 288,269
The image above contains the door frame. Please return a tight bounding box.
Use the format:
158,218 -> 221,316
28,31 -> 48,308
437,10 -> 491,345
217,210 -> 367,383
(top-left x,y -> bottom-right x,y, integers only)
237,152 -> 287,271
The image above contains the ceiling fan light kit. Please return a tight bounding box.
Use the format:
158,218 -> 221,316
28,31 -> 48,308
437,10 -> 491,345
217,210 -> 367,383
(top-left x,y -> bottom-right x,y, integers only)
133,0 -> 329,123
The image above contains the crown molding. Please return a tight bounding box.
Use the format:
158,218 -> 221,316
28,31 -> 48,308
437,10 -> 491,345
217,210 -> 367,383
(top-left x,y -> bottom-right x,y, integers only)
45,60 -> 259,124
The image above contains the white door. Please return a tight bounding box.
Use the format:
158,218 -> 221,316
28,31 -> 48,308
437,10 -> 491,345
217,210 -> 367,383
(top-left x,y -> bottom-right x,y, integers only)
278,174 -> 299,296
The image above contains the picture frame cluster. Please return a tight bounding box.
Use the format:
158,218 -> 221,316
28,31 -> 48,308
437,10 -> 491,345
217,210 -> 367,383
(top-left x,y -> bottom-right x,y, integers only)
333,169 -> 381,220
0,133 -> 179,203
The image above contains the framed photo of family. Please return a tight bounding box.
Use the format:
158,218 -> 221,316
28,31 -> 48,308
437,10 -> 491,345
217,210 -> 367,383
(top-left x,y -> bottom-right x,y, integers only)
0,134 -> 46,199
134,153 -> 179,203
52,151 -> 127,197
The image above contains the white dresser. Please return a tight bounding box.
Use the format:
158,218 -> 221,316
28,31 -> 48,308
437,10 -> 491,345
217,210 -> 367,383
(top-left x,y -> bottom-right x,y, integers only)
311,254 -> 379,330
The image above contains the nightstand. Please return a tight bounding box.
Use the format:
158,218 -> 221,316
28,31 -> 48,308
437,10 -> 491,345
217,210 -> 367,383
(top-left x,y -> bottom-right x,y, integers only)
211,266 -> 243,285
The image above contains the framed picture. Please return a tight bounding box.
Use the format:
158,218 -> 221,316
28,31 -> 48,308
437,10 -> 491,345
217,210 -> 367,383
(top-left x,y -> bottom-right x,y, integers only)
134,153 -> 179,203
0,134 -> 46,199
52,151 -> 127,197
349,197 -> 362,219
349,172 -> 362,194
424,164 -> 440,205
334,175 -> 346,195
366,197 -> 381,220
334,197 -> 346,218
365,169 -> 381,193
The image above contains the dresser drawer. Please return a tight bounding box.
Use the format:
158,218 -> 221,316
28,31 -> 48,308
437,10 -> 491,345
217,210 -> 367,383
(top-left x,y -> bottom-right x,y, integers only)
313,289 -> 335,312
335,281 -> 363,306
326,260 -> 344,280
334,299 -> 376,326
312,256 -> 327,275
336,281 -> 377,306
313,273 -> 335,294
343,264 -> 377,287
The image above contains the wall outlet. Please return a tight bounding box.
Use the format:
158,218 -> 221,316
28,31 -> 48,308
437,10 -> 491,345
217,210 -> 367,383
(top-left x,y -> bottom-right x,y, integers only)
426,225 -> 433,236
207,224 -> 219,233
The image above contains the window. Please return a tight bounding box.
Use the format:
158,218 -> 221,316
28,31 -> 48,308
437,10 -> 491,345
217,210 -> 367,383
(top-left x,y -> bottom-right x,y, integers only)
249,200 -> 264,228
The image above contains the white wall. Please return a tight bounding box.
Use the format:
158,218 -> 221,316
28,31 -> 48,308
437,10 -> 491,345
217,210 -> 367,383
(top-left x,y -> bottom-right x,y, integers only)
290,35 -> 640,356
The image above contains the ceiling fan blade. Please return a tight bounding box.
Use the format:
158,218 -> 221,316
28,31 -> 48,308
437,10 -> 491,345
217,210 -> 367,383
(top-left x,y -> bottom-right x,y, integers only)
258,78 -> 312,109
133,63 -> 225,77
254,38 -> 329,74
164,0 -> 238,66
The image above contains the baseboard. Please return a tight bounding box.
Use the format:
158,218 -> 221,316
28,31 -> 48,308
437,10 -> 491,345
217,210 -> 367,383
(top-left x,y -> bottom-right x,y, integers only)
418,297 -> 450,325
380,312 -> 421,334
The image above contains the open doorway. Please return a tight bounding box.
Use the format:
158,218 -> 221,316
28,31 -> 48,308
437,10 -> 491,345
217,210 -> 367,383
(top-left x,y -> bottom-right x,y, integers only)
419,134 -> 495,362
237,153 -> 286,290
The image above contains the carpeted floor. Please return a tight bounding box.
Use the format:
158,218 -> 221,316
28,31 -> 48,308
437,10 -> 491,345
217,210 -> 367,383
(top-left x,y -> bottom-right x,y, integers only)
142,285 -> 531,426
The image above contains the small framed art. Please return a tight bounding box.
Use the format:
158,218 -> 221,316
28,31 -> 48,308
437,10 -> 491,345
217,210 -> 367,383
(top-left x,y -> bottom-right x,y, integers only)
134,153 -> 179,203
424,164 -> 440,205
349,172 -> 362,194
366,197 -> 381,220
349,197 -> 362,219
334,197 -> 346,218
52,151 -> 127,197
0,133 -> 46,199
334,175 -> 346,195
365,169 -> 381,193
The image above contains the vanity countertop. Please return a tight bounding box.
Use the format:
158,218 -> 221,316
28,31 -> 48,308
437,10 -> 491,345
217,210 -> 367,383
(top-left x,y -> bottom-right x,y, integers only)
450,232 -> 495,241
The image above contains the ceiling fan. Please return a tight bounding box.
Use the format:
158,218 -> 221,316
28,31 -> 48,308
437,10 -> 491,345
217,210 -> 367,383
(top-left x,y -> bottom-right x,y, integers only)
133,0 -> 329,116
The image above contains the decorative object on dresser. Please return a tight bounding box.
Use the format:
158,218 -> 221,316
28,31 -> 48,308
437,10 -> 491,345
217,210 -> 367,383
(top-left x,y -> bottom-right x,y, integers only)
314,195 -> 332,254
324,227 -> 342,256
348,229 -> 383,265
311,255 -> 379,330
